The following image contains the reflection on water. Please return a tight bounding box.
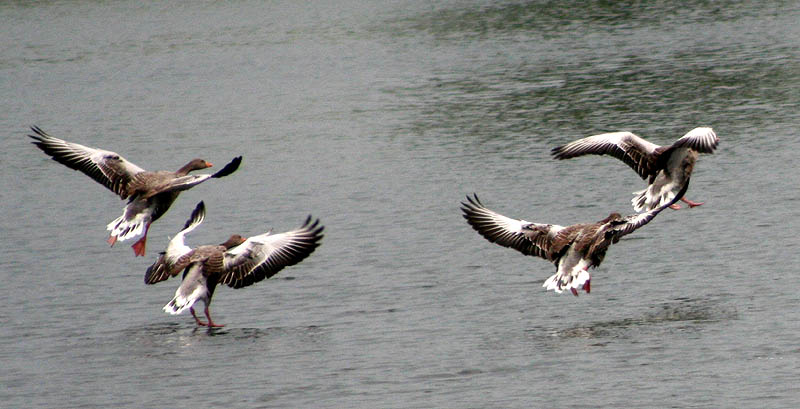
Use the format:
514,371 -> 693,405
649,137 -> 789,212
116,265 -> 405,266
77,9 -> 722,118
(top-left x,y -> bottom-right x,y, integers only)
382,0 -> 775,39
108,322 -> 331,365
530,297 -> 737,340
204,324 -> 327,340
4,0 -> 800,408
118,322 -> 328,341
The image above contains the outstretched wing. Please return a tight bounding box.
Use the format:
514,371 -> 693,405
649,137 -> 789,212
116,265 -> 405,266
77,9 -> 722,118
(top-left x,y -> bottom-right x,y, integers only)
551,131 -> 661,180
28,126 -> 145,199
138,156 -> 242,199
144,201 -> 206,284
210,156 -> 242,178
220,217 -> 324,289
607,209 -> 660,240
670,127 -> 719,154
460,194 -> 564,261
606,188 -> 680,239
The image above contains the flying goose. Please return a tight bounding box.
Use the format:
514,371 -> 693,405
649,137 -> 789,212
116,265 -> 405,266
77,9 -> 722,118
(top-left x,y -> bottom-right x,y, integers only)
145,202 -> 324,327
461,193 -> 678,295
551,127 -> 718,212
28,126 -> 241,256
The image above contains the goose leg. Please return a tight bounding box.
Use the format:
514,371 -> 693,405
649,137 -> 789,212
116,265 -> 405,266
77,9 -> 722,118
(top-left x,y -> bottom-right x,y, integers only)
204,306 -> 225,328
130,223 -> 151,257
190,307 -> 208,326
107,235 -> 118,247
681,197 -> 704,208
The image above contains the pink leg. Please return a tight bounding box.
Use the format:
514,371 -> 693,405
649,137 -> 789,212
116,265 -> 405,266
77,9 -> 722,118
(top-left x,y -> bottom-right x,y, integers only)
669,203 -> 682,210
583,279 -> 591,294
681,197 -> 704,208
190,307 -> 208,326
204,306 -> 225,328
107,235 -> 118,247
131,223 -> 151,257
570,287 -> 579,296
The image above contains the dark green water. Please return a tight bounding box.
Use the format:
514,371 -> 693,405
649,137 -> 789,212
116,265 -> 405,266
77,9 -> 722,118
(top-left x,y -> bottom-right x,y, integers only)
2,1 -> 799,407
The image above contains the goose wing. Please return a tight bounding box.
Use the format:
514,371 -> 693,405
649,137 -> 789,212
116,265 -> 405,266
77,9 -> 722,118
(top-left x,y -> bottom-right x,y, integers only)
461,194 -> 564,261
28,126 -> 145,199
670,127 -> 719,154
136,156 -> 242,199
144,201 -> 206,284
209,156 -> 242,178
606,204 -> 668,240
220,217 -> 324,289
551,131 -> 661,179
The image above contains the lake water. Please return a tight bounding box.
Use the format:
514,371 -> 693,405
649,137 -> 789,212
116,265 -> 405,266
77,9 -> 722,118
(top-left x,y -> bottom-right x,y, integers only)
2,1 -> 800,407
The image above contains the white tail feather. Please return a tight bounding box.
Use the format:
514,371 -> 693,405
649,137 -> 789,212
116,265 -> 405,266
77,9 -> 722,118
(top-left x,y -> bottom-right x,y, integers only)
163,297 -> 188,315
543,274 -> 563,293
107,209 -> 150,241
632,182 -> 680,212
163,285 -> 204,315
542,264 -> 591,294
163,264 -> 208,315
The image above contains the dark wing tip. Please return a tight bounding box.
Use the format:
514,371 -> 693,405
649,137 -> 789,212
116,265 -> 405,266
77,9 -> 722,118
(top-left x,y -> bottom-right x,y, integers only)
460,193 -> 485,219
143,266 -> 153,284
28,125 -> 49,144
182,201 -> 205,230
143,259 -> 161,284
460,193 -> 480,218
461,194 -> 500,238
211,156 -> 242,178
29,125 -> 47,137
464,193 -> 481,206
550,145 -> 568,159
298,215 -> 325,239
304,216 -> 325,236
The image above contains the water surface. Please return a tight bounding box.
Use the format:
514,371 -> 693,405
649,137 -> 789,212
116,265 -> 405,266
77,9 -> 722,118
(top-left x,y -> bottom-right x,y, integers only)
2,1 -> 799,407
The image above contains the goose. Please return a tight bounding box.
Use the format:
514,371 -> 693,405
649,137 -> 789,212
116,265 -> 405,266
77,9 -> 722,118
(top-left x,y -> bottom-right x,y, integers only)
145,201 -> 324,327
551,127 -> 718,212
28,126 -> 241,256
460,193 -> 678,295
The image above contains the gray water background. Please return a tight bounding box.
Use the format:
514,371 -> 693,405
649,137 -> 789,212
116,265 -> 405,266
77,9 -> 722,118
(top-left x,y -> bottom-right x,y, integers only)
2,1 -> 800,407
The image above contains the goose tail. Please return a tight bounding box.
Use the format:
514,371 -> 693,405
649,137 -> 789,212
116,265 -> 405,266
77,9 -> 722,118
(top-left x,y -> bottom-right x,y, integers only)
543,262 -> 592,296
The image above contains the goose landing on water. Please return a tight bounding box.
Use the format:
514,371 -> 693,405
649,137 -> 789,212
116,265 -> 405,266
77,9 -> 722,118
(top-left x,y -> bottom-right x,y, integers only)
145,202 -> 324,327
551,127 -> 719,212
28,126 -> 241,256
460,193 -> 678,295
